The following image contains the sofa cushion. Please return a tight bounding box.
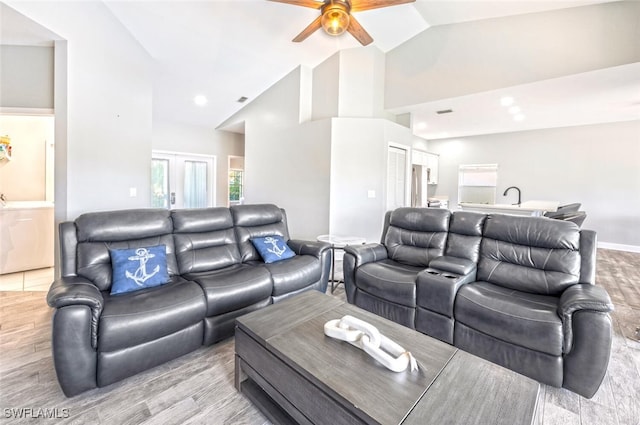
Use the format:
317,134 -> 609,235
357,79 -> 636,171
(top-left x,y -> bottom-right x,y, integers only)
355,259 -> 422,307
110,245 -> 170,295
251,235 -> 296,263
231,204 -> 290,263
455,281 -> 563,356
445,212 -> 487,262
172,208 -> 241,274
383,208 -> 450,267
478,215 -> 580,295
186,264 -> 273,316
264,255 -> 321,296
99,277 -> 206,352
75,209 -> 178,291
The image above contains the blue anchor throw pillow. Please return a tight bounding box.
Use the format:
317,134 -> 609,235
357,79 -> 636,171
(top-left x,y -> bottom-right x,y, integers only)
251,235 -> 296,264
109,245 -> 170,295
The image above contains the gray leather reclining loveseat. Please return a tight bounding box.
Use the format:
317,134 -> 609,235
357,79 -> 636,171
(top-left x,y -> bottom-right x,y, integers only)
46,204 -> 330,397
343,208 -> 614,399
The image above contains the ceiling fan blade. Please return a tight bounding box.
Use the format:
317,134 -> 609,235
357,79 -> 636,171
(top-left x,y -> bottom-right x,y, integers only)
268,0 -> 324,9
351,0 -> 415,13
347,16 -> 373,46
293,15 -> 324,42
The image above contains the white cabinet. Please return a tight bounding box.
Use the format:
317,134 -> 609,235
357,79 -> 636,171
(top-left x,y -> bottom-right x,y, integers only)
0,203 -> 54,274
412,150 -> 439,185
412,150 -> 425,166
425,152 -> 439,185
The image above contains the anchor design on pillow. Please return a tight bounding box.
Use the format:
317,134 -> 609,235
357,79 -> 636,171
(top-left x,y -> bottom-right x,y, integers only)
264,236 -> 286,257
126,248 -> 160,286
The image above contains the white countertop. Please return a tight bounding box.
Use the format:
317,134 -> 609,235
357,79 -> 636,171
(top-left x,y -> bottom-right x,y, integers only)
0,201 -> 55,210
459,200 -> 559,216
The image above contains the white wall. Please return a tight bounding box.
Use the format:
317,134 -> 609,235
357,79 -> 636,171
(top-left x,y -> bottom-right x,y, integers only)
247,117 -> 332,240
330,118 -> 415,243
221,48 -> 422,242
337,47 -> 393,120
312,52 -> 340,120
222,66 -> 332,240
152,120 -> 244,207
7,1 -> 154,220
0,45 -> 53,109
429,120 -> 640,249
385,1 -> 640,108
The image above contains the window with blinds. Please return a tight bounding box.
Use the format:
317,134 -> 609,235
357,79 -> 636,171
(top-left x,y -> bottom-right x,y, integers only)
458,164 -> 498,204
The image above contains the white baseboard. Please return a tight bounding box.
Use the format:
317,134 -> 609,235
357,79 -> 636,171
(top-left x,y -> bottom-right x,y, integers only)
597,242 -> 640,253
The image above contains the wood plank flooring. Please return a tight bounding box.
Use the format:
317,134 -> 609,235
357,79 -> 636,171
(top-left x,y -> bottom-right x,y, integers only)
0,248 -> 638,425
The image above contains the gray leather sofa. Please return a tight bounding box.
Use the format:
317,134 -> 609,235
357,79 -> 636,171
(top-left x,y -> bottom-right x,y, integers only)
46,204 -> 330,397
343,208 -> 614,399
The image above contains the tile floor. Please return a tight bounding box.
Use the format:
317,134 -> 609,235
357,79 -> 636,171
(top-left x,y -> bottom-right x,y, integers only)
0,267 -> 54,292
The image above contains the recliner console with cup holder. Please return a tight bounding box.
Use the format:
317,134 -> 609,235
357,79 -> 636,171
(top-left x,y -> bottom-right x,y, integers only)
343,208 -> 614,399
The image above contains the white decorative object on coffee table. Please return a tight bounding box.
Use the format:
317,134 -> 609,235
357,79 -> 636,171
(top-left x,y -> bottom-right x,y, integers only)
324,315 -> 418,373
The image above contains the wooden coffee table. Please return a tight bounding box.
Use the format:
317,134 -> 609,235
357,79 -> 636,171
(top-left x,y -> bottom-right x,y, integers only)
235,290 -> 539,425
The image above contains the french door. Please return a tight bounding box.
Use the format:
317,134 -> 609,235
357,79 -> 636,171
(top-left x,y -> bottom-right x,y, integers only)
151,151 -> 215,209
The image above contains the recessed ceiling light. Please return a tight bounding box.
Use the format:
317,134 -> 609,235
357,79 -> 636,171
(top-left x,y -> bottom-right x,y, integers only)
416,122 -> 428,130
500,96 -> 514,107
513,114 -> 525,121
194,95 -> 208,106
237,96 -> 248,103
508,106 -> 521,115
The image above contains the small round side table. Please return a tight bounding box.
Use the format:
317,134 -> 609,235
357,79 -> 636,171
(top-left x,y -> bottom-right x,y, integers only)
316,234 -> 366,293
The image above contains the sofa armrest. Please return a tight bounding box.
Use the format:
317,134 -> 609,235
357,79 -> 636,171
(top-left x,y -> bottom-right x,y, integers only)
288,239 -> 330,259
343,243 -> 388,267
343,244 -> 388,304
558,284 -> 614,353
47,276 -> 104,349
429,255 -> 477,277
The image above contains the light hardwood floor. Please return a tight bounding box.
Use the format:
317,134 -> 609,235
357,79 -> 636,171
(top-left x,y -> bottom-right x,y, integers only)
0,249 -> 638,425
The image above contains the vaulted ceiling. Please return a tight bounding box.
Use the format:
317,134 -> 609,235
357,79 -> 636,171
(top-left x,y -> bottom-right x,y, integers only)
2,0 -> 637,139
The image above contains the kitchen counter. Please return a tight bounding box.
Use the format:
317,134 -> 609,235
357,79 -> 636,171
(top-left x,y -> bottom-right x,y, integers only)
0,201 -> 54,210
459,200 -> 559,217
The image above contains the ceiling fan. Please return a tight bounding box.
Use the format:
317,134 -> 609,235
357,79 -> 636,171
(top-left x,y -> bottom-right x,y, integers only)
269,0 -> 416,46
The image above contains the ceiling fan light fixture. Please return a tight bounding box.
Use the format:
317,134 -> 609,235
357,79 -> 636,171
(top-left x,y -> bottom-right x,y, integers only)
321,3 -> 350,36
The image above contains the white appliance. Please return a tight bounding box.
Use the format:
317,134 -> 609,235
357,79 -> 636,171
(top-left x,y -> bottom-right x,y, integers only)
411,165 -> 429,207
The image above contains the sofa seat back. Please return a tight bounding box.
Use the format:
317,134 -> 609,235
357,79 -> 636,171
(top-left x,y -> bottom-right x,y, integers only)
231,204 -> 290,263
478,215 -> 581,295
444,211 -> 486,263
172,208 -> 241,274
383,208 -> 451,267
75,209 -> 178,292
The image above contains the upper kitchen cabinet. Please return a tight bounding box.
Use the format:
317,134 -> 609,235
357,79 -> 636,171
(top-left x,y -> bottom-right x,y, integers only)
412,150 -> 439,185
425,152 -> 439,184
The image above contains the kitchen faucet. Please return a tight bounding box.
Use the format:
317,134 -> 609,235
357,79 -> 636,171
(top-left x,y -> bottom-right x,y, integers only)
503,186 -> 521,206
0,193 -> 6,206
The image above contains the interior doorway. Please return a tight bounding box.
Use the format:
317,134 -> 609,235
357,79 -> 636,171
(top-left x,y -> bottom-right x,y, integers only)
151,151 -> 216,209
386,144 -> 411,211
228,155 -> 244,206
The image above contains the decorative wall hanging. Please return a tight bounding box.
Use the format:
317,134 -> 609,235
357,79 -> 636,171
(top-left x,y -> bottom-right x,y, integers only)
0,135 -> 12,161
